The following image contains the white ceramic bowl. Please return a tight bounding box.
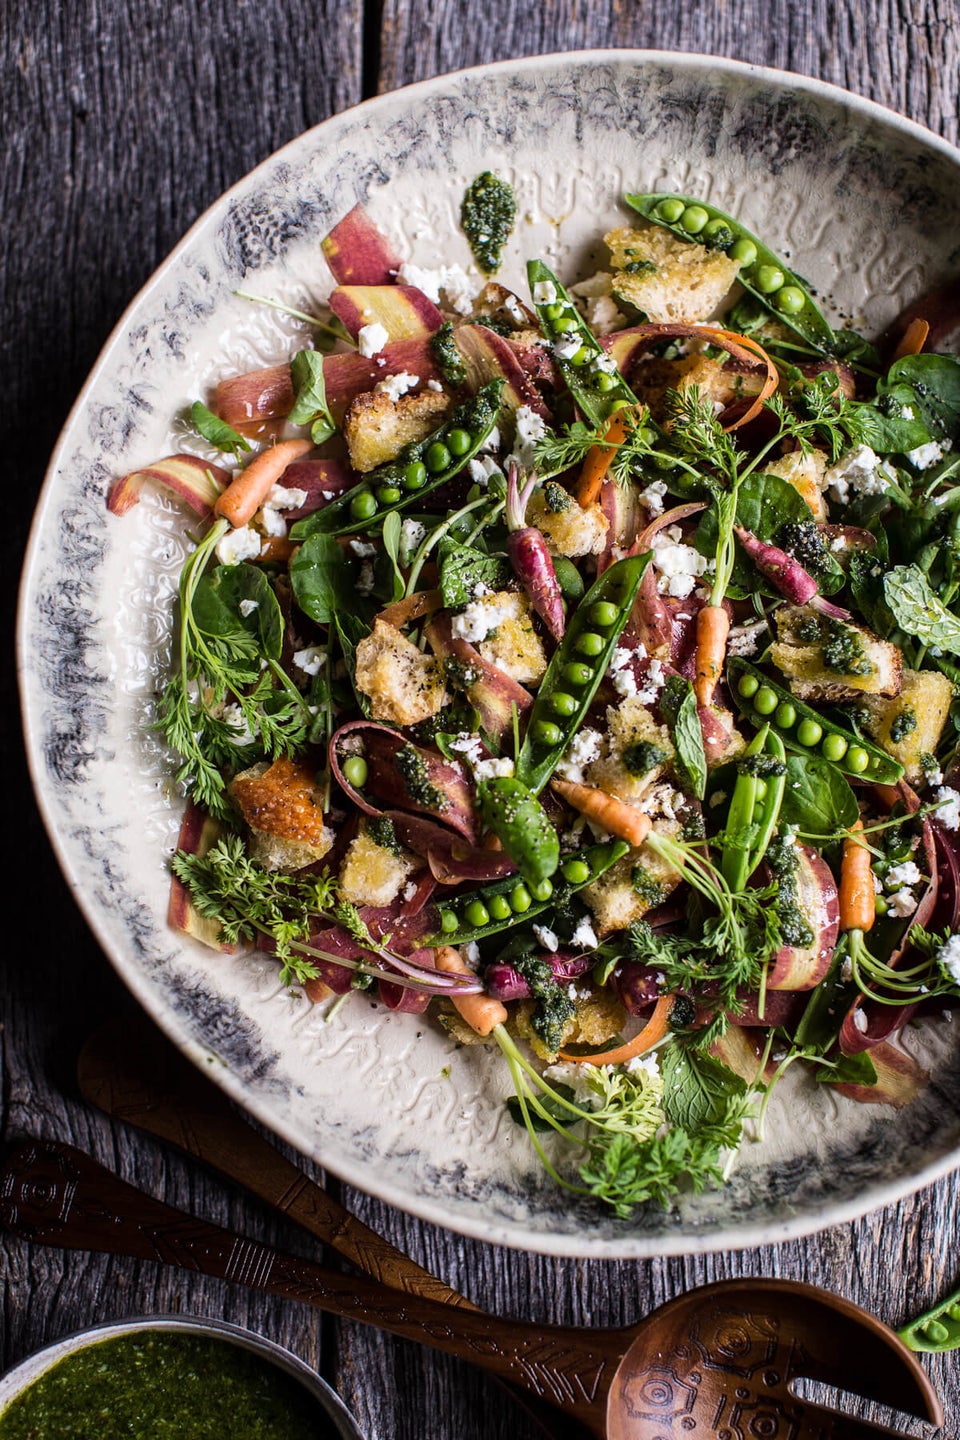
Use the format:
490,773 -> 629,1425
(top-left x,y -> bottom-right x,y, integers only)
19,50 -> 960,1257
0,1315 -> 366,1436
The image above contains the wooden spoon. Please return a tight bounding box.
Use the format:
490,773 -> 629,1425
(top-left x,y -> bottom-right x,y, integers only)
0,1138 -> 943,1440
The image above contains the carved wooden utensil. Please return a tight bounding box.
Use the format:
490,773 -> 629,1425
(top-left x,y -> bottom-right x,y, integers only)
76,1017 -> 589,1440
0,1138 -> 943,1439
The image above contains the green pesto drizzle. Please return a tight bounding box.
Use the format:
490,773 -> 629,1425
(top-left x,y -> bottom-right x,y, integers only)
460,172 -> 517,274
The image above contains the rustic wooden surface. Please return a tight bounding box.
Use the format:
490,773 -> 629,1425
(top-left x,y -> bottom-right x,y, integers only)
5,3 -> 960,1437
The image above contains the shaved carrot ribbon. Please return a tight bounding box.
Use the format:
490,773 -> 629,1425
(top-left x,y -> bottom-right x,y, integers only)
559,993 -> 674,1065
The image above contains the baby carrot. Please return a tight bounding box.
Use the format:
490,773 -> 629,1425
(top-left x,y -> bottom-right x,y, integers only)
693,604 -> 731,708
558,993 -> 674,1065
576,407 -> 637,508
434,946 -> 508,1036
839,819 -> 876,934
892,317 -> 930,361
550,778 -> 652,847
214,438 -> 314,529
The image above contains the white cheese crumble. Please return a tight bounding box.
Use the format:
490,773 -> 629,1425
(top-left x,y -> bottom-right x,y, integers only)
607,646 -> 638,698
552,333 -> 583,361
543,1062 -> 603,1108
823,445 -> 894,504
376,370 -> 419,402
473,756 -> 515,782
426,378 -> 444,392
852,1008 -> 869,1033
888,888 -> 919,918
349,539 -> 378,558
638,480 -> 667,515
533,279 -> 557,305
934,786 -> 960,831
357,322 -> 389,357
467,455 -> 504,489
937,934 -> 960,984
906,439 -> 945,470
357,560 -> 375,595
591,350 -> 618,376
396,260 -> 477,312
218,702 -> 257,746
463,941 -> 481,968
626,1051 -> 661,1080
532,924 -> 560,953
509,406 -> 548,469
584,295 -> 623,335
448,733 -> 485,765
293,646 -> 325,676
450,594 -> 514,643
651,527 -> 709,599
238,598 -> 259,617
557,727 -> 604,785
886,861 -> 921,890
402,880 -> 418,902
216,525 -> 262,566
258,482 -> 310,538
569,916 -> 599,950
727,620 -> 766,658
399,518 -> 426,566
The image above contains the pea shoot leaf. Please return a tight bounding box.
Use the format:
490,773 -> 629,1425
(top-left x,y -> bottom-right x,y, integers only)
883,564 -> 960,655
659,675 -> 706,799
288,348 -> 337,443
189,401 -> 252,458
373,511 -> 405,604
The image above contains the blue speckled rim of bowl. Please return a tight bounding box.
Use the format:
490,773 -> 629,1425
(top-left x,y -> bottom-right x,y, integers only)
0,1314 -> 367,1438
18,49 -> 960,1258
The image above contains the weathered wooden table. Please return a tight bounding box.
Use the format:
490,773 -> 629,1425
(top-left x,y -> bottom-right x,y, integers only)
5,4 -> 960,1436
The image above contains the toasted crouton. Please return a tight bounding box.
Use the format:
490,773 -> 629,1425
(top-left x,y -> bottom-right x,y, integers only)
764,448 -> 829,521
771,605 -> 902,701
629,350 -> 762,425
605,225 -> 741,323
231,757 -> 333,872
582,818 -> 683,936
338,823 -> 419,908
527,489 -> 608,557
857,668 -> 953,782
473,591 -> 548,686
343,387 -> 451,473
510,988 -> 627,1061
354,618 -> 448,725
586,699 -> 673,802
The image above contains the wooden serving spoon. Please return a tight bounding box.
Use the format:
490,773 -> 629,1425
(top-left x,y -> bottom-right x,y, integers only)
0,1137 -> 943,1440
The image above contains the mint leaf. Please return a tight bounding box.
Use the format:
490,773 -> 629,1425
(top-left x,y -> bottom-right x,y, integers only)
439,542 -> 511,610
884,565 -> 960,655
660,676 -> 706,799
659,1042 -> 746,1133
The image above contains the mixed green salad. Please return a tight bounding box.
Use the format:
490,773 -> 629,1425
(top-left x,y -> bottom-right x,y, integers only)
109,181 -> 960,1216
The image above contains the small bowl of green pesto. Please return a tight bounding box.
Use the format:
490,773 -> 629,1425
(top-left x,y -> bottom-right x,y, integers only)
0,1316 -> 367,1439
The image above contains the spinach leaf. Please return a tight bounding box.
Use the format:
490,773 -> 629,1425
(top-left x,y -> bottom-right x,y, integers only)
659,1041 -> 746,1133
815,1051 -> 878,1086
793,950 -> 856,1051
849,548 -> 896,639
848,395 -> 930,455
778,754 -> 859,834
189,401 -> 252,458
695,472 -> 842,598
884,564 -> 960,655
290,532 -> 357,624
334,611 -> 372,716
507,1084 -> 576,1132
879,354 -> 960,444
373,511 -> 405,603
288,349 -> 337,444
659,676 -> 706,799
439,542 -> 511,610
192,562 -> 283,660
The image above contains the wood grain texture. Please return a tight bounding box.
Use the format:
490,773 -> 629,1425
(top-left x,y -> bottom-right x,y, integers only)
5,1 -> 960,1438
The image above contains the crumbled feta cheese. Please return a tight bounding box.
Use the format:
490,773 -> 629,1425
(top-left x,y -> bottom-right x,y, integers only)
634,658 -> 667,706
840,957 -> 853,981
463,941 -> 481,968
396,261 -> 440,299
906,439 -> 944,470
216,525 -> 262,566
570,916 -> 599,950
357,322 -> 389,357
396,260 -> 477,312
937,934 -> 960,984
639,783 -> 680,823
357,560 -> 375,595
533,279 -> 557,305
727,620 -> 766,658
552,332 -> 583,361
934,786 -> 960,831
543,1062 -> 603,1108
509,406 -> 548,469
399,518 -> 426,566
259,484 -> 309,541
886,861 -> 921,890
474,756 -> 515,782
479,425 -> 501,454
626,1051 -> 660,1080
238,598 -> 259,618
502,293 -> 526,326
533,924 -> 560,953
638,480 -> 667,515
448,733 -> 485,765
557,727 -> 604,784
651,528 -> 709,599
823,445 -> 894,504
607,646 -> 638,698
376,370 -> 419,402
468,455 -> 504,488
584,295 -> 623,335
450,594 -> 514,643
853,1007 -> 869,1032
293,646 -> 325,676
927,766 -> 944,785
427,378 -> 444,392
889,889 -> 919,918
402,880 -> 418,902
349,539 -> 378,558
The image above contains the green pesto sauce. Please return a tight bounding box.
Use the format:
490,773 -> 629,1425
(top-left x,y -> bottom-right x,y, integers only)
460,172 -> 517,274
0,1333 -> 331,1440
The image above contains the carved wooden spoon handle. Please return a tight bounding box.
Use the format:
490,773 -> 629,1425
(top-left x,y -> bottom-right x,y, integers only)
0,1138 -> 616,1434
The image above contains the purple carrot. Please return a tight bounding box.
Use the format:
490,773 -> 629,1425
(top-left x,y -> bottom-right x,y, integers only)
505,461 -> 565,641
734,524 -> 850,619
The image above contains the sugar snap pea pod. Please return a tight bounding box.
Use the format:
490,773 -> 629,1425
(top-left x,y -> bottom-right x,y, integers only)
721,727 -> 788,891
624,193 -> 836,355
428,839 -> 629,945
515,553 -> 652,796
291,380 -> 504,539
899,1280 -> 960,1353
476,776 -> 560,885
527,259 -> 639,426
728,657 -> 904,785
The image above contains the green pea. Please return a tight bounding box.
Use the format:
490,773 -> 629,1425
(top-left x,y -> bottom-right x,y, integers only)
575,632 -> 605,658
755,264 -> 785,294
510,883 -> 532,913
488,894 -> 512,921
446,428 -> 472,457
588,601 -> 618,628
737,673 -> 760,699
703,217 -> 732,243
439,909 -> 459,934
821,733 -> 848,762
561,858 -> 591,884
874,894 -> 888,916
550,692 -> 578,718
529,878 -> 553,902
563,661 -> 593,687
569,346 -> 592,367
596,371 -> 617,393
680,204 -> 709,234
546,301 -> 565,322
533,720 -> 563,746
637,425 -> 658,446
350,490 -> 377,521
377,485 -> 402,505
425,442 -> 451,473
796,718 -> 823,747
847,746 -> 870,774
553,557 -> 585,602
608,398 -> 631,413
753,686 -> 778,716
402,460 -> 428,490
947,1303 -> 960,1322
868,755 -> 883,771
341,756 -> 368,788
464,900 -> 490,928
775,702 -> 797,729
924,1320 -> 950,1344
730,237 -> 758,265
655,197 -> 686,223
755,778 -> 768,800
774,285 -> 806,315
555,314 -> 577,333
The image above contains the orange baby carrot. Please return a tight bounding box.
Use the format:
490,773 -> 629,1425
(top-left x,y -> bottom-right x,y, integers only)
214,438 -> 314,529
693,604 -> 731,708
576,407 -> 637,508
434,946 -> 508,1036
559,993 -> 674,1065
892,317 -> 930,361
839,819 -> 876,934
549,778 -> 652,848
